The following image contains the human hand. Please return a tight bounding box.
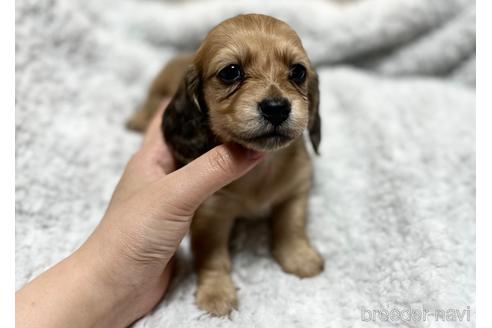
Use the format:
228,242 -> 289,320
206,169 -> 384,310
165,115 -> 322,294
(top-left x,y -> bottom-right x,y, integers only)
16,99 -> 263,328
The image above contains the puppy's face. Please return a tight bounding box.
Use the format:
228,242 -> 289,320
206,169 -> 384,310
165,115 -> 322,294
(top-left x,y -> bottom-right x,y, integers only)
163,14 -> 320,164
196,15 -> 317,151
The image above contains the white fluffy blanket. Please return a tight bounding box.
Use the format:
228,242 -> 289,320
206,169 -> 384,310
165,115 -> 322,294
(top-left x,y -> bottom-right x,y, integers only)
16,0 -> 475,327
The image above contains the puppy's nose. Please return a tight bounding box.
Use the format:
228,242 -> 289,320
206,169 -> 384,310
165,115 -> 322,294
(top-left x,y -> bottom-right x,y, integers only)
258,97 -> 291,126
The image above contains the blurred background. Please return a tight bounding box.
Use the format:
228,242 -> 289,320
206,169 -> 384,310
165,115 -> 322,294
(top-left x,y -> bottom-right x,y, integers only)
16,0 -> 475,327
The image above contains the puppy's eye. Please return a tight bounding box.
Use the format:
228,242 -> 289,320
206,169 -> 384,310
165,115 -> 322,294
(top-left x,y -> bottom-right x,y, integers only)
218,64 -> 243,84
289,64 -> 307,84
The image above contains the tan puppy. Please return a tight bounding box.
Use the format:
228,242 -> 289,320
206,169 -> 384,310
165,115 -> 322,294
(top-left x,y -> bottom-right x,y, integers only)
127,14 -> 323,316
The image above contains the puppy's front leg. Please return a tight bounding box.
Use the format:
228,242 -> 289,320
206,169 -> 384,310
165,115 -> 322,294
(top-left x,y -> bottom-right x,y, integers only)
271,191 -> 324,278
191,210 -> 237,316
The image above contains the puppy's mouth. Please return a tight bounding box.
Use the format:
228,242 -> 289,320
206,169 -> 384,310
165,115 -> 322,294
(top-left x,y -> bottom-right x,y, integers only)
229,128 -> 297,151
245,131 -> 291,142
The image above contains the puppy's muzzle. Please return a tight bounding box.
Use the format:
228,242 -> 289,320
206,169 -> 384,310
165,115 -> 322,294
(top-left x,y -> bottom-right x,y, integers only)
258,97 -> 291,126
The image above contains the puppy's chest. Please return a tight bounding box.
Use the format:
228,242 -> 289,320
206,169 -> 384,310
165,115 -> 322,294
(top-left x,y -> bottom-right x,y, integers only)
207,154 -> 307,220
227,167 -> 282,219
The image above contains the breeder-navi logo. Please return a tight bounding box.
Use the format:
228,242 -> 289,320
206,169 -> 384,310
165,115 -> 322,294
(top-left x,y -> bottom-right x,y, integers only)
360,306 -> 471,323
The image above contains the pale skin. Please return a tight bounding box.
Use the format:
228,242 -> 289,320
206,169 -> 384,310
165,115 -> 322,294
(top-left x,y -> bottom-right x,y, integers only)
15,99 -> 264,328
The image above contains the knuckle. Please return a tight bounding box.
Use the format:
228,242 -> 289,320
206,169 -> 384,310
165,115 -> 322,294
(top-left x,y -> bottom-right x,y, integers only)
208,147 -> 236,176
161,198 -> 195,220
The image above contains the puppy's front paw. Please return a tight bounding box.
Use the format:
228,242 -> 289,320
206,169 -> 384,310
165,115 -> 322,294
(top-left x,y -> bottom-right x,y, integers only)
196,274 -> 237,316
273,241 -> 324,278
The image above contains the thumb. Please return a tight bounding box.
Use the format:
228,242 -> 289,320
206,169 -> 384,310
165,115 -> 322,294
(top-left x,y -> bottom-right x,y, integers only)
158,144 -> 263,214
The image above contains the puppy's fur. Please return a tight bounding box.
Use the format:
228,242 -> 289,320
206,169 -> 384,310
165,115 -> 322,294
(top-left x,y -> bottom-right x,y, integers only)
128,14 -> 323,316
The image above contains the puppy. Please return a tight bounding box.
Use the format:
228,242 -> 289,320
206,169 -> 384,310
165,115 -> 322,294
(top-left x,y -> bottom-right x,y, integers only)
127,14 -> 323,316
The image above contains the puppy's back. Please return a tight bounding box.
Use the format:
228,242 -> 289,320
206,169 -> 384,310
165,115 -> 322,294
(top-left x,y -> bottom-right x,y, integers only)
149,54 -> 193,98
126,54 -> 193,131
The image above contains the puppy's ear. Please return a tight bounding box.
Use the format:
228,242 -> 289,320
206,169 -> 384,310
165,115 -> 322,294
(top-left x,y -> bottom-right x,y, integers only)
162,65 -> 217,166
308,70 -> 321,155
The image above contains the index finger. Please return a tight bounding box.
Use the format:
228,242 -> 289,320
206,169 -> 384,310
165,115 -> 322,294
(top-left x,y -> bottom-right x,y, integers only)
142,98 -> 171,149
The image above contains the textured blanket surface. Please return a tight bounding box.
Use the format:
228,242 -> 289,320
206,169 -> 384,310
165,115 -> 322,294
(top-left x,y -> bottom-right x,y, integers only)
16,0 -> 475,327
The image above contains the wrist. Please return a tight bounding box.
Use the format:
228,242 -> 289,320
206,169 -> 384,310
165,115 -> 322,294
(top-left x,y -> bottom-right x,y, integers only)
16,248 -> 135,328
71,239 -> 144,327
59,250 -> 135,328
73,226 -> 174,326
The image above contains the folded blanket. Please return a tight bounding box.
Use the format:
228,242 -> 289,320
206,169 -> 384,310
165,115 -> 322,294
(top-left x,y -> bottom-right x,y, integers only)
16,0 -> 475,326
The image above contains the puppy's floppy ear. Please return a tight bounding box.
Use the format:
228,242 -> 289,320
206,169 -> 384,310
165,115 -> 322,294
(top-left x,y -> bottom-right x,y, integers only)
308,70 -> 321,155
162,65 -> 217,166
